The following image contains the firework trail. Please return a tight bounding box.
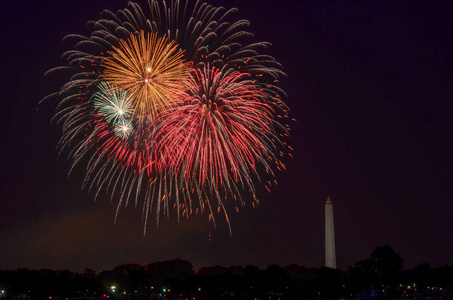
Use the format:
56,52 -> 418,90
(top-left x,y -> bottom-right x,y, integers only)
44,0 -> 291,234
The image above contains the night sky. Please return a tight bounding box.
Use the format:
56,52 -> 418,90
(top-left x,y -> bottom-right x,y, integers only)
2,0 -> 453,272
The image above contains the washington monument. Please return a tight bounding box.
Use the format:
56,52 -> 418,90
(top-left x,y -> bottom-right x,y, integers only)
325,196 -> 336,269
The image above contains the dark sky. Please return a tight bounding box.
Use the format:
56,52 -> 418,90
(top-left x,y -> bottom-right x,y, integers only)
2,0 -> 453,272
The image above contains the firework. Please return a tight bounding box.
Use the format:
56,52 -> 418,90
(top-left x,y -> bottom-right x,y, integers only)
44,0 -> 291,234
94,82 -> 133,125
114,119 -> 134,139
102,31 -> 189,123
156,64 -> 276,192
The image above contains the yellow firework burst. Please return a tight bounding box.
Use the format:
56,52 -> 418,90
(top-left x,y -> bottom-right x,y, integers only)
102,31 -> 189,122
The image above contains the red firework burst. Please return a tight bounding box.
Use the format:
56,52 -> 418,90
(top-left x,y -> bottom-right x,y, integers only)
154,65 -> 279,198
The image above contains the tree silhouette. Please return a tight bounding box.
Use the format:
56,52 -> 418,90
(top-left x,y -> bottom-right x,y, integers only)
371,245 -> 403,284
113,264 -> 145,298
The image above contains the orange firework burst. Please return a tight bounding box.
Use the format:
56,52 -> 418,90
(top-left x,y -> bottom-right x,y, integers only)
102,31 -> 189,122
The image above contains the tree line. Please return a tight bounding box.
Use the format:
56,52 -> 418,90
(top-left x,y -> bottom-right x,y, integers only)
0,246 -> 452,299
